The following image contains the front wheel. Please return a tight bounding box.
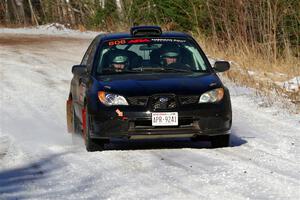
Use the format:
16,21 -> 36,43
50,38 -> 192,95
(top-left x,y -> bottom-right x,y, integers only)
83,105 -> 105,152
210,134 -> 230,148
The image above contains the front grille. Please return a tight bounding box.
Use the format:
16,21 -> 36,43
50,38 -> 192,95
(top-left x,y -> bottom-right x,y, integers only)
151,95 -> 177,111
179,95 -> 199,105
127,96 -> 148,106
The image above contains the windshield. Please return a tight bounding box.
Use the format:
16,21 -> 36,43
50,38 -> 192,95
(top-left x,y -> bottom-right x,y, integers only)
96,38 -> 210,75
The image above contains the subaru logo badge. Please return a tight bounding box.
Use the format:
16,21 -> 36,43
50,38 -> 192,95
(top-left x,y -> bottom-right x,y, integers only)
159,97 -> 169,103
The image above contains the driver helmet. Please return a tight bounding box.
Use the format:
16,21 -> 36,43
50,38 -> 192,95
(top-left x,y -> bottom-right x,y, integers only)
160,45 -> 180,65
112,55 -> 129,66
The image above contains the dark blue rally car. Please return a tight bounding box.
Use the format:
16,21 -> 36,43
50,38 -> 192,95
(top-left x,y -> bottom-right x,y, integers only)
66,26 -> 232,151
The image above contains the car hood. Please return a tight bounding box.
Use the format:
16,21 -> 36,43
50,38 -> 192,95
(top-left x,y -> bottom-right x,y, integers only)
96,73 -> 222,96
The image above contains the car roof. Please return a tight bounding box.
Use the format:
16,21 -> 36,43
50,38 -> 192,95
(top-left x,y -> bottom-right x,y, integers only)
99,31 -> 192,41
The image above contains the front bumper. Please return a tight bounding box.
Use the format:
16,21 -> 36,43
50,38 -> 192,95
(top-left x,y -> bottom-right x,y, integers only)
89,108 -> 232,140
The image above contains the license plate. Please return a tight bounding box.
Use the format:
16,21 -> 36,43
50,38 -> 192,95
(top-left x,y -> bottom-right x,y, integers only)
152,112 -> 178,126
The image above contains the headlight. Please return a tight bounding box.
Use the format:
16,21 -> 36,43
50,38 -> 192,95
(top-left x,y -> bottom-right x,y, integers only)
98,91 -> 128,106
199,88 -> 224,103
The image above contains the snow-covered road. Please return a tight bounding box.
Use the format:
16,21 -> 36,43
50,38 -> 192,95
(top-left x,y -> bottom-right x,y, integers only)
0,31 -> 299,200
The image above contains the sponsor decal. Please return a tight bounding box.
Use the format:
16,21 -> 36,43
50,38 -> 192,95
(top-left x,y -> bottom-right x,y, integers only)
116,109 -> 123,117
128,38 -> 151,44
115,109 -> 128,120
151,38 -> 186,43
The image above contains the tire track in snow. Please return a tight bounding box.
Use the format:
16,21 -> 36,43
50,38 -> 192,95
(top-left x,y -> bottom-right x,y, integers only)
216,147 -> 299,183
55,149 -> 207,199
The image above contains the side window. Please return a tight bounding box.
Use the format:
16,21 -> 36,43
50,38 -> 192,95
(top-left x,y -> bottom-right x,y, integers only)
81,39 -> 97,66
86,41 -> 98,72
81,46 -> 92,66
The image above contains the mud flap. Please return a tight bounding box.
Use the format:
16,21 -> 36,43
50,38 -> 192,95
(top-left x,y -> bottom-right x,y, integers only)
66,99 -> 74,133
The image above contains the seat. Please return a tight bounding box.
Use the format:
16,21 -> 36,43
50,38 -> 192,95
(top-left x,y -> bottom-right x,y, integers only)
180,48 -> 195,69
130,55 -> 143,68
149,49 -> 161,66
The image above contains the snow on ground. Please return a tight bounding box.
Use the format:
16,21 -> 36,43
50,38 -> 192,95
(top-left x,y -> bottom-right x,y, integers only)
281,76 -> 300,92
0,23 -> 99,38
0,28 -> 299,200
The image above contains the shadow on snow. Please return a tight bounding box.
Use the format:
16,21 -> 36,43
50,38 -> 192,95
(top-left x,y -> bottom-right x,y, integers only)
0,152 -> 67,199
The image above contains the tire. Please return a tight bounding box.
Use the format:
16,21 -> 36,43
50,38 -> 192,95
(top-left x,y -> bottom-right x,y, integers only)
83,105 -> 105,152
210,134 -> 230,148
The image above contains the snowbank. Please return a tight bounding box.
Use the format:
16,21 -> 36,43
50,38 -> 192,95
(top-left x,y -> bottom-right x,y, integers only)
0,23 -> 99,38
281,76 -> 300,92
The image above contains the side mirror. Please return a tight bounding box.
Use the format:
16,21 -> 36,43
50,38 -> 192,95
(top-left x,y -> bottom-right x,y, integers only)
213,61 -> 230,72
72,65 -> 87,74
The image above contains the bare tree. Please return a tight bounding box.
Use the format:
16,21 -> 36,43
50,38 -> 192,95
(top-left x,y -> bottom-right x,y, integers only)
27,0 -> 38,25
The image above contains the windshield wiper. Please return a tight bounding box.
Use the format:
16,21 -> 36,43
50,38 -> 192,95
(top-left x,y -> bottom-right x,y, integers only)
101,68 -> 140,74
162,67 -> 195,72
131,67 -> 162,72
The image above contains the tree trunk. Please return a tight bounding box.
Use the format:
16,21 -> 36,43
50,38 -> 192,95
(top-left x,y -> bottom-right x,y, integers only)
27,0 -> 39,25
39,0 -> 47,23
11,0 -> 21,24
56,0 -> 62,23
15,0 -> 26,25
66,0 -> 76,26
206,1 -> 217,41
60,0 -> 69,24
115,0 -> 124,20
4,0 -> 11,24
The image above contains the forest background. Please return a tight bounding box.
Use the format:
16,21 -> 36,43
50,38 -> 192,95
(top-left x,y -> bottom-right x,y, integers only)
1,0 -> 299,109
